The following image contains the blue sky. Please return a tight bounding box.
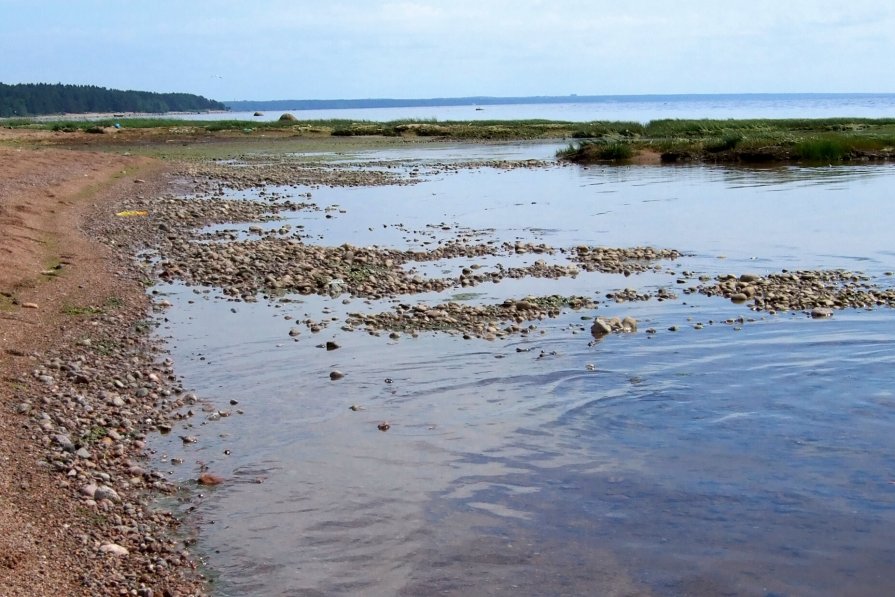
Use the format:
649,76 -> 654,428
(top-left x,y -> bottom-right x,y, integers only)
2,0 -> 893,100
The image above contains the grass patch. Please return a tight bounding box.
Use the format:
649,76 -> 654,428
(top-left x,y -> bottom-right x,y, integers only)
104,296 -> 124,309
558,141 -> 633,162
81,425 -> 108,445
62,304 -> 104,316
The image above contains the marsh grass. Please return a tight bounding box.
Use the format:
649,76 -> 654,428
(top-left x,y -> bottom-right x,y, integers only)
8,115 -> 895,164
557,140 -> 633,162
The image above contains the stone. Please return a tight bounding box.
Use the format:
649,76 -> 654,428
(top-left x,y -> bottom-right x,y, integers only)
94,485 -> 121,503
811,307 -> 834,318
99,543 -> 129,556
590,318 -> 612,336
198,473 -> 224,485
54,434 -> 75,452
329,370 -> 345,380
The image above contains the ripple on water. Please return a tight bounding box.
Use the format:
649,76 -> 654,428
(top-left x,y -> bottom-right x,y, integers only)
154,153 -> 895,595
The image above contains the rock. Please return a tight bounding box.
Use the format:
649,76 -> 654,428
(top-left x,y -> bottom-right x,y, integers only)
75,447 -> 91,459
739,273 -> 761,283
325,341 -> 340,350
590,318 -> 613,336
289,327 -> 301,337
278,113 -> 297,121
377,422 -> 391,431
197,473 -> 224,486
329,370 -> 345,380
21,302 -> 38,309
99,543 -> 129,556
53,434 -> 75,452
80,483 -> 98,498
811,307 -> 834,318
94,485 -> 121,503
730,293 -> 749,303
621,316 -> 638,332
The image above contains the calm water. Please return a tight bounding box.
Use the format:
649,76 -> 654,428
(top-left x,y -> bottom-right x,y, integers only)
180,93 -> 895,123
153,144 -> 895,596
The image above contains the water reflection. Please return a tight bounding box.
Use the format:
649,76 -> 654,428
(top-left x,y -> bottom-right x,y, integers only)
154,148 -> 895,595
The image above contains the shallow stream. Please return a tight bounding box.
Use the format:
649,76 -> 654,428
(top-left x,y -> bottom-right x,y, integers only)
153,143 -> 895,596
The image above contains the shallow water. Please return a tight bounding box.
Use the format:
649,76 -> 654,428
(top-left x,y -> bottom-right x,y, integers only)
153,144 -> 895,596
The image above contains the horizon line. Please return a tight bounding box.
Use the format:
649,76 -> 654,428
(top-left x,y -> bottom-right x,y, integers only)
224,91 -> 895,103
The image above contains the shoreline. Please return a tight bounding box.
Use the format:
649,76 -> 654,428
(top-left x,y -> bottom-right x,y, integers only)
0,146 -> 207,595
3,132 -> 895,595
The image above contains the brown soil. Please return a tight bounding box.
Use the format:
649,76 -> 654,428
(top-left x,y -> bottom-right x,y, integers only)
0,145 -> 201,595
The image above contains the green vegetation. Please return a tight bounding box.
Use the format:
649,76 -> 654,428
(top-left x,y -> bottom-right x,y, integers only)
81,425 -> 108,445
62,304 -> 104,316
558,118 -> 895,164
560,141 -> 633,162
0,82 -> 226,117
6,112 -> 895,165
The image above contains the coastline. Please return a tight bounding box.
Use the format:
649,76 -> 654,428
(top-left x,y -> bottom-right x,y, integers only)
3,127 -> 895,595
0,146 -> 206,595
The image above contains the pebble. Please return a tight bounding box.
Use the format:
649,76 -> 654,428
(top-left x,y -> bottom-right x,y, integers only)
329,370 -> 345,380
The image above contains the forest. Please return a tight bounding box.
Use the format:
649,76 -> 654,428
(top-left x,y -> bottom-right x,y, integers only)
0,82 -> 226,117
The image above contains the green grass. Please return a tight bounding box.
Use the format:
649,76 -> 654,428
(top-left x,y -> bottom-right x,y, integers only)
559,118 -> 895,164
557,140 -> 633,162
8,114 -> 895,164
62,304 -> 104,316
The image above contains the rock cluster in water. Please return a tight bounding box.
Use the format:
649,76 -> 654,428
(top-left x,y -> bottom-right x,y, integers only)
695,270 -> 895,313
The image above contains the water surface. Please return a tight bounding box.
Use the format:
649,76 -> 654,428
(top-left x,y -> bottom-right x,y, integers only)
154,144 -> 895,596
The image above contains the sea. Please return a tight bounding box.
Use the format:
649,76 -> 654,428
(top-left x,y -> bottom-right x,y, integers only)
180,93 -> 895,123
150,95 -> 895,595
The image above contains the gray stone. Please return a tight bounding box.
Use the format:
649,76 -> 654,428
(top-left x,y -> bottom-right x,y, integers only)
99,543 -> 129,556
94,485 -> 121,503
54,434 -> 75,452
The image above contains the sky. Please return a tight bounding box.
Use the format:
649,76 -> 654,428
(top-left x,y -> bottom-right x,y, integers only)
2,0 -> 894,101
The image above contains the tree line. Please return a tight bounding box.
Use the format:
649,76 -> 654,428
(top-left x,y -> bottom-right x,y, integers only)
0,82 -> 227,117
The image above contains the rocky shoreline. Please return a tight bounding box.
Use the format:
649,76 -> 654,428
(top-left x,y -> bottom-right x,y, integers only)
5,140 -> 895,596
0,151 -> 207,596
